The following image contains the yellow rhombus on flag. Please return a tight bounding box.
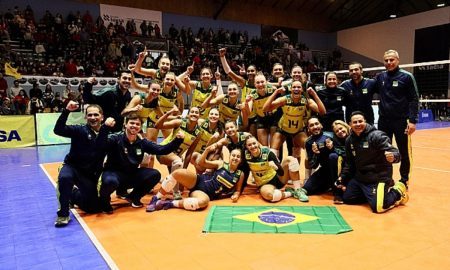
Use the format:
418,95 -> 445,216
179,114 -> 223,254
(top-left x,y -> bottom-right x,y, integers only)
4,62 -> 22,79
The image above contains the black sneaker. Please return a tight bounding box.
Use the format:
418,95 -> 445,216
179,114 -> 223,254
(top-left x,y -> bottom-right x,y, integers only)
55,216 -> 71,227
127,197 -> 143,208
101,199 -> 114,214
116,190 -> 129,200
333,195 -> 344,204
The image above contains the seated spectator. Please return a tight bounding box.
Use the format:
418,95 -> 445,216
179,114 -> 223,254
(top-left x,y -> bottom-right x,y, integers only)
51,92 -> 64,112
13,89 -> 29,115
0,97 -> 15,115
9,80 -> 23,100
0,73 -> 9,99
27,96 -> 44,114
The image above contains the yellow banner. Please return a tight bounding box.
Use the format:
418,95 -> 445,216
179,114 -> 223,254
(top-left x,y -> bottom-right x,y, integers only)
4,63 -> 22,79
0,115 -> 36,148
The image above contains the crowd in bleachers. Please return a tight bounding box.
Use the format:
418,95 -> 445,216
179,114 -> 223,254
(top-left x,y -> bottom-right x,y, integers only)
0,5 -> 346,78
0,5 -> 349,115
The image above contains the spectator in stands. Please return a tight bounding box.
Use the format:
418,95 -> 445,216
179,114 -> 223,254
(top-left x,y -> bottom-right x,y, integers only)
9,80 -> 23,99
51,92 -> 64,112
27,95 -> 44,114
13,89 -> 29,115
140,20 -> 148,37
168,24 -> 178,40
437,93 -> 448,120
29,82 -> 43,99
42,84 -> 54,111
82,10 -> 93,27
0,73 -> 7,98
340,62 -> 376,124
375,49 -> 419,188
0,97 -> 15,115
154,23 -> 161,38
64,58 -> 78,77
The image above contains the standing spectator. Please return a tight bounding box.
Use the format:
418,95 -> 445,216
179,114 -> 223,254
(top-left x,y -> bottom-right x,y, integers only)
340,62 -> 376,124
375,50 -> 419,188
64,58 -> 78,77
340,111 -> 408,213
53,101 -> 115,227
140,20 -> 148,37
154,23 -> 160,38
168,24 -> 178,40
148,22 -> 154,37
42,84 -> 55,111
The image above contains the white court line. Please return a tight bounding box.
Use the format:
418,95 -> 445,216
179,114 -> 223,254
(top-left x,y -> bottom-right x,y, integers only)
414,166 -> 450,173
40,163 -> 119,270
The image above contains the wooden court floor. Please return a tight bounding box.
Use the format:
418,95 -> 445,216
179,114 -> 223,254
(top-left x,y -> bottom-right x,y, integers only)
42,127 -> 450,270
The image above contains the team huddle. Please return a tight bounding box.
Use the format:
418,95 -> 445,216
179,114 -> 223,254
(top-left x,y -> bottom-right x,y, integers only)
54,48 -> 417,227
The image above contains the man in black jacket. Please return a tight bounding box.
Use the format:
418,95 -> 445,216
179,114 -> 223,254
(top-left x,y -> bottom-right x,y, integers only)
99,113 -> 184,213
339,111 -> 408,213
54,101 -> 115,227
83,73 -> 133,132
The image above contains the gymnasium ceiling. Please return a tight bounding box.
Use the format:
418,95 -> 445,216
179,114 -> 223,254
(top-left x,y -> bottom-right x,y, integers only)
82,0 -> 449,32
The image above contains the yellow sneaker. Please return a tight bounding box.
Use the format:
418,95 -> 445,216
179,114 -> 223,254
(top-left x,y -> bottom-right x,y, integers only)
393,181 -> 409,206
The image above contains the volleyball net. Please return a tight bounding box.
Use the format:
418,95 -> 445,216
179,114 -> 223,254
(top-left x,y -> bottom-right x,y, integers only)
309,59 -> 450,121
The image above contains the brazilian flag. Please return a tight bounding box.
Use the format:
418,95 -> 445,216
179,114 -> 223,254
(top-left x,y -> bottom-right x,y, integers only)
203,206 -> 352,234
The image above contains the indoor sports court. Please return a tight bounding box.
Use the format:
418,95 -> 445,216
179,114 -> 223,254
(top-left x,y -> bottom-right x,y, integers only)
1,1 -> 450,269
1,121 -> 450,269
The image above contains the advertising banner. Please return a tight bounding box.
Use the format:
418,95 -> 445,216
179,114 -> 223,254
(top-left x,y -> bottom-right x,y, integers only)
100,4 -> 162,35
36,112 -> 85,145
0,116 -> 36,148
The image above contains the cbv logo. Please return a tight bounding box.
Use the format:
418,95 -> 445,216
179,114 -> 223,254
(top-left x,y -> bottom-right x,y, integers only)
0,130 -> 22,142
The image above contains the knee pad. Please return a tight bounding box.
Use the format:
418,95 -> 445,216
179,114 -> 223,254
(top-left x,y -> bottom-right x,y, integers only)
288,158 -> 300,172
183,197 -> 200,210
271,189 -> 282,202
171,159 -> 183,172
161,175 -> 177,192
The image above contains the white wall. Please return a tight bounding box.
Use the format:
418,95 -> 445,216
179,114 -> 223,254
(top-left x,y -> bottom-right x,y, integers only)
337,7 -> 450,64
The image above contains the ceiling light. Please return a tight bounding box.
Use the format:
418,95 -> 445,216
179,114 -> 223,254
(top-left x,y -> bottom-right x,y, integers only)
390,14 -> 397,18
437,3 -> 445,7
